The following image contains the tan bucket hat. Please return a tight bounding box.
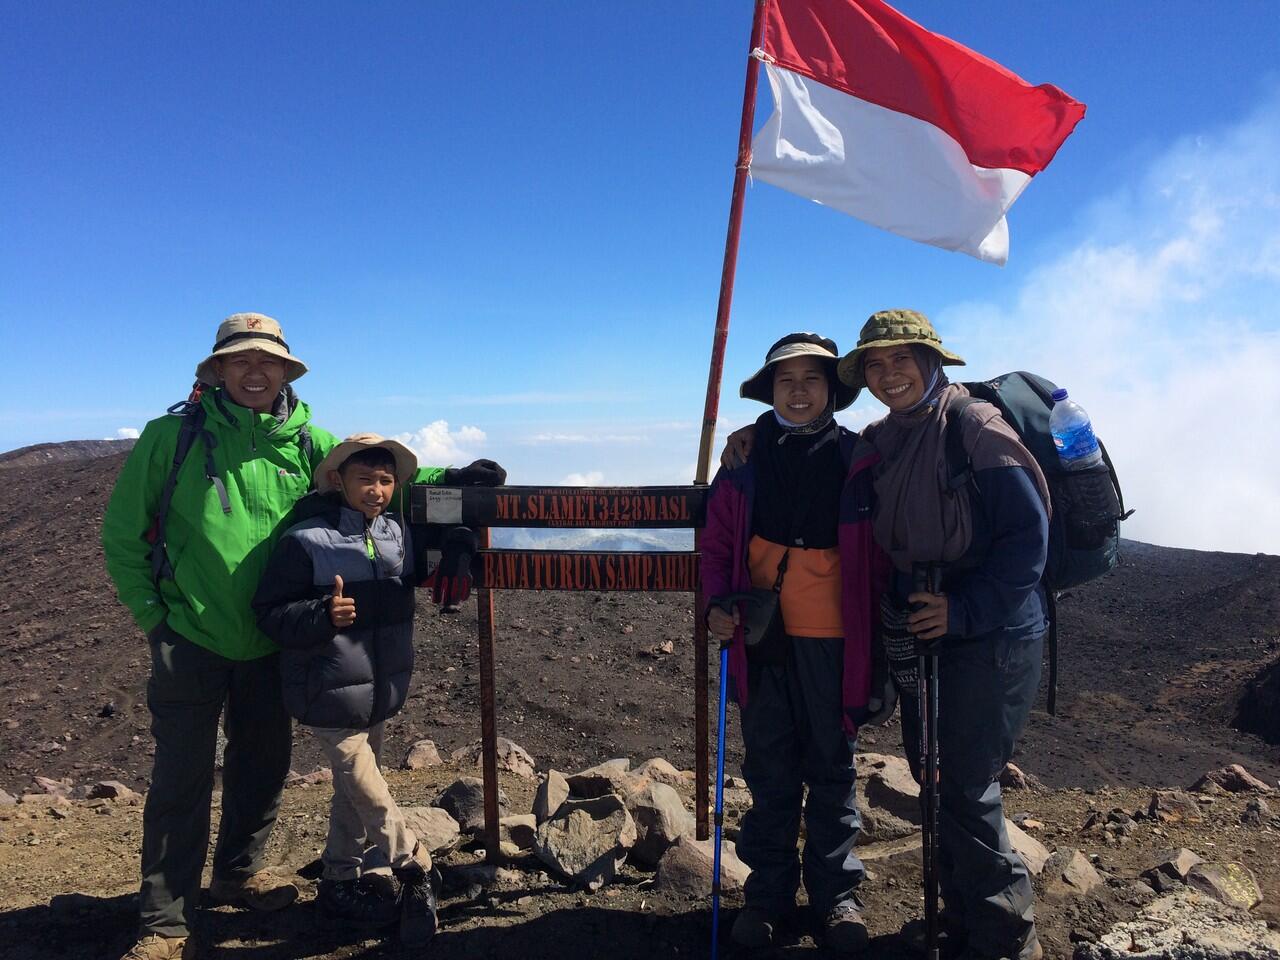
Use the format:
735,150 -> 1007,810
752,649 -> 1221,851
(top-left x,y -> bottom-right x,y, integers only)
315,433 -> 418,494
740,332 -> 858,411
195,312 -> 308,386
836,308 -> 965,393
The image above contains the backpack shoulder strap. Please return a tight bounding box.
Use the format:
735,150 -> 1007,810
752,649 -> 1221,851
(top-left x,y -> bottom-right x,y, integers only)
297,423 -> 314,466
150,402 -> 211,583
943,396 -> 980,492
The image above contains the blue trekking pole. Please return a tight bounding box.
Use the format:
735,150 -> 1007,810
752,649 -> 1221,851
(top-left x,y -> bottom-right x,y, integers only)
711,639 -> 730,960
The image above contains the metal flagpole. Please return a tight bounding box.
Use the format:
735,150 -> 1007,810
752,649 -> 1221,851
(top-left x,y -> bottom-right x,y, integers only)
692,0 -> 769,845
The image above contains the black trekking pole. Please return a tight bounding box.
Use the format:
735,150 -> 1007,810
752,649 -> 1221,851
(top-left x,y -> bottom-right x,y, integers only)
913,562 -> 943,960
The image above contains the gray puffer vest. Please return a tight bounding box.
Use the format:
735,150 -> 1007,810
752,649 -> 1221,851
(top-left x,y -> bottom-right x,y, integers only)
253,495 -> 417,728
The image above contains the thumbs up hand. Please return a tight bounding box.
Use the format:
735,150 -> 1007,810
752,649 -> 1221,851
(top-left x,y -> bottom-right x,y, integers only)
329,574 -> 357,628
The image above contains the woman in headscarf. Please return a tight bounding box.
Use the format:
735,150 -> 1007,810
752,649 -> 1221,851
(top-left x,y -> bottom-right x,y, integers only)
721,310 -> 1049,960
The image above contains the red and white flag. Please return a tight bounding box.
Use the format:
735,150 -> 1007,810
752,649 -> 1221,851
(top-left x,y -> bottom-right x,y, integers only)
750,0 -> 1086,265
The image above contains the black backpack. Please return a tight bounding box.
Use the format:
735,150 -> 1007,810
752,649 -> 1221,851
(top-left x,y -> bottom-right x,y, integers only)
944,371 -> 1131,714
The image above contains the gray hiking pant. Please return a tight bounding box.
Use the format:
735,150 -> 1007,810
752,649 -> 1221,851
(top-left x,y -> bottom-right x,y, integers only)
898,623 -> 1044,959
139,623 -> 292,937
737,635 -> 864,917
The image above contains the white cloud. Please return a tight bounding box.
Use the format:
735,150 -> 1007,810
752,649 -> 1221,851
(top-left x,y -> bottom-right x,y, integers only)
393,420 -> 486,466
113,427 -> 140,439
562,470 -> 606,486
942,89 -> 1280,555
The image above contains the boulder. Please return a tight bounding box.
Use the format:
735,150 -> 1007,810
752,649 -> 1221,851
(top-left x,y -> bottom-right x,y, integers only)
654,835 -> 750,898
566,758 -> 637,799
400,806 -> 461,855
1190,763 -> 1274,795
32,776 -> 73,798
627,782 -> 694,868
1072,890 -> 1280,959
450,738 -> 537,780
434,777 -> 508,833
1005,819 -> 1050,876
1042,849 -> 1104,900
534,795 -> 636,891
0,789 -> 15,806
533,770 -> 570,824
86,781 -> 140,802
1147,790 -> 1202,824
999,763 -> 1043,791
500,814 -> 538,850
855,799 -> 918,845
1242,797 -> 1273,826
859,753 -> 919,824
1185,862 -> 1263,911
633,757 -> 695,788
401,739 -> 443,770
1142,848 -> 1202,889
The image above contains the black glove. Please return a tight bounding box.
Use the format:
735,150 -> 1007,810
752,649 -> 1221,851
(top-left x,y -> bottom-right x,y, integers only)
428,526 -> 477,606
443,459 -> 507,487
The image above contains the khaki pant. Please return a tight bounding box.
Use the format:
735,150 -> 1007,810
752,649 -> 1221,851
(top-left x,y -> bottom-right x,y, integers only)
310,723 -> 432,882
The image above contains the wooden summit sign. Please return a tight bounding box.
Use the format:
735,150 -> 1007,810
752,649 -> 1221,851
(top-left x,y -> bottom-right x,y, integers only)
410,484 -> 705,529
408,483 -> 714,857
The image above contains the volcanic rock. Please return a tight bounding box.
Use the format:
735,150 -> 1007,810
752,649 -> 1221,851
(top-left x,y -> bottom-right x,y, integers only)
859,753 -> 919,823
1190,763 -> 1274,794
401,806 -> 462,855
855,799 -> 917,845
566,758 -> 637,799
1042,848 -> 1104,900
1000,763 -> 1044,791
1073,890 -> 1280,959
626,781 -> 693,868
633,757 -> 694,788
401,739 -> 443,770
1006,819 -> 1050,876
654,834 -> 750,897
534,795 -> 636,890
451,737 -> 537,780
1147,789 -> 1203,823
86,780 -> 140,802
1185,861 -> 1263,910
435,777 -> 508,833
533,770 -> 570,824
500,813 -> 538,850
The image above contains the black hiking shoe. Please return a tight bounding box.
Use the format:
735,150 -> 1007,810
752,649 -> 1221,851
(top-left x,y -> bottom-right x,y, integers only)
731,905 -> 795,949
823,899 -> 870,954
317,877 -> 398,929
392,864 -> 439,946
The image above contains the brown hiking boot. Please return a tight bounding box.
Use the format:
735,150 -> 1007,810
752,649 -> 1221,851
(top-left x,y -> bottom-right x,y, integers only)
119,934 -> 195,960
209,870 -> 299,911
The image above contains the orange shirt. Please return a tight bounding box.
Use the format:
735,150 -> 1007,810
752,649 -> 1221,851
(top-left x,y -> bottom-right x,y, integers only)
748,535 -> 843,638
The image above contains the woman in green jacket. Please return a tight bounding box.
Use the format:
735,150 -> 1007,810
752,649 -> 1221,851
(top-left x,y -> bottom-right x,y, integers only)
102,313 -> 498,960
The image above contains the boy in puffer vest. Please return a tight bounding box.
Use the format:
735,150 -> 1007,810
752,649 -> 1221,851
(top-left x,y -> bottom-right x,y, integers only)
253,434 -> 471,945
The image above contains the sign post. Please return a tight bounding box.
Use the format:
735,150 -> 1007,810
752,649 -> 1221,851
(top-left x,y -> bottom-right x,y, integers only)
412,484 -> 712,858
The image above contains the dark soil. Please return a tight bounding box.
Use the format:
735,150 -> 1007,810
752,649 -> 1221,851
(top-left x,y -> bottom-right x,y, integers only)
1,450 -> 1278,959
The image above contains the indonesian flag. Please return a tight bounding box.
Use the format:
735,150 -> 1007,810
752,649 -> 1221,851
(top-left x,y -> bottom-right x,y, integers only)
750,0 -> 1086,265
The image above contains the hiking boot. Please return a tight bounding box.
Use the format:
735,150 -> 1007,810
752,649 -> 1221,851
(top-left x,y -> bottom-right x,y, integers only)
119,934 -> 195,960
392,863 -> 439,946
317,877 -> 399,929
823,899 -> 870,954
209,870 -> 299,912
731,906 -> 788,949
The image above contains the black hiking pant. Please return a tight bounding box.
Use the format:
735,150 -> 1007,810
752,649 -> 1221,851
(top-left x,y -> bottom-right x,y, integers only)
898,622 -> 1043,960
737,635 -> 864,918
139,623 -> 292,937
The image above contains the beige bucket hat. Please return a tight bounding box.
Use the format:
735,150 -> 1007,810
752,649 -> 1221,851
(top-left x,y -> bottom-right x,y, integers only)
739,332 -> 858,411
315,434 -> 418,494
836,308 -> 965,393
195,312 -> 309,386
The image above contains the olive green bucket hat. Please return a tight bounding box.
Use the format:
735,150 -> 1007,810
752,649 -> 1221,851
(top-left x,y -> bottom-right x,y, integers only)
836,308 -> 965,393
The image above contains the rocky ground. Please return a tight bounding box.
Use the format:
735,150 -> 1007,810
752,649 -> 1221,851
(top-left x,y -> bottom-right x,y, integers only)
0,450 -> 1278,958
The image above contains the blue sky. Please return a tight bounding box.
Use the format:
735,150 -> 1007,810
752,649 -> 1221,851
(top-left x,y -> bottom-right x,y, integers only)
2,2 -> 1278,553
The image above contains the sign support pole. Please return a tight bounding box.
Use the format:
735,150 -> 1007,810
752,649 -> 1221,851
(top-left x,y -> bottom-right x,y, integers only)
694,0 -> 768,841
476,526 -> 502,862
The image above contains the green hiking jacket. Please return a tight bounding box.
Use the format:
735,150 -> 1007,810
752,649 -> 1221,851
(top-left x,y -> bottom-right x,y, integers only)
101,390 -> 445,661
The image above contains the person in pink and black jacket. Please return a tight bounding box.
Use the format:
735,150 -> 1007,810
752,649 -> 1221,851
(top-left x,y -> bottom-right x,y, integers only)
701,332 -> 892,954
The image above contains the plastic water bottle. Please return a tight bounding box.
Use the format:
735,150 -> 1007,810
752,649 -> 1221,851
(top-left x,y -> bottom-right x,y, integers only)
1049,388 -> 1102,470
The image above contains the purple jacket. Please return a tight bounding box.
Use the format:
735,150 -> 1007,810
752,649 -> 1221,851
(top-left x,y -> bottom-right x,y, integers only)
701,426 -> 889,734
